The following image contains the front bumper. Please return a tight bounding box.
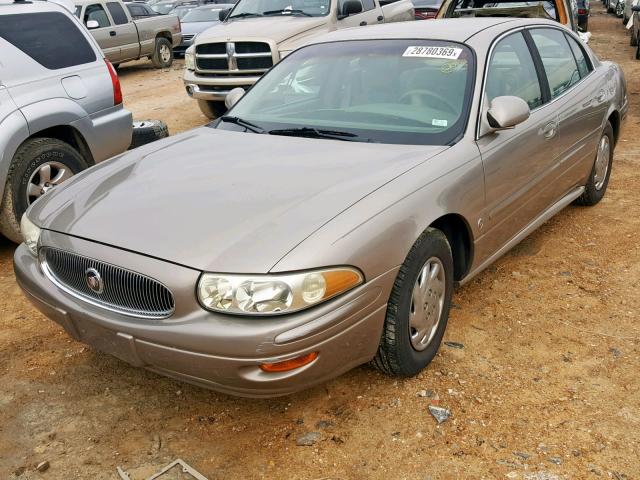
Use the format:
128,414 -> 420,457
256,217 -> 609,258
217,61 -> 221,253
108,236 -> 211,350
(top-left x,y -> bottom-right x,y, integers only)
14,232 -> 395,397
183,69 -> 261,101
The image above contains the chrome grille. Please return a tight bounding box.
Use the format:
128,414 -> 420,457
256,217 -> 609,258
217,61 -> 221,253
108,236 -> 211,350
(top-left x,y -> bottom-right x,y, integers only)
40,248 -> 175,319
195,41 -> 273,74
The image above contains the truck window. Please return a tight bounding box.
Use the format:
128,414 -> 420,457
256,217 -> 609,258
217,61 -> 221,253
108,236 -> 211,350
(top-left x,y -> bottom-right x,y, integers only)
85,4 -> 112,27
107,2 -> 130,24
0,12 -> 97,70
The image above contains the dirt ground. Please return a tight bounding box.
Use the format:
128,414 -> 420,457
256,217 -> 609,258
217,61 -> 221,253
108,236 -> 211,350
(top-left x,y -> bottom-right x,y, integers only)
1,5 -> 639,479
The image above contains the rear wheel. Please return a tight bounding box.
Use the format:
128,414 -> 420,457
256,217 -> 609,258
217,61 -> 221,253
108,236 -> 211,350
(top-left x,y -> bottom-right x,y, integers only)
575,123 -> 613,206
631,27 -> 638,46
129,120 -> 169,149
151,37 -> 173,68
372,227 -> 453,377
197,100 -> 226,120
0,138 -> 88,243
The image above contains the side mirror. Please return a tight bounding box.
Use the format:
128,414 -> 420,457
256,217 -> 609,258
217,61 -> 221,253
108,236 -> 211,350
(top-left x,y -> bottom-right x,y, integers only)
486,96 -> 530,131
225,87 -> 245,109
338,0 -> 363,19
219,8 -> 230,20
86,19 -> 100,29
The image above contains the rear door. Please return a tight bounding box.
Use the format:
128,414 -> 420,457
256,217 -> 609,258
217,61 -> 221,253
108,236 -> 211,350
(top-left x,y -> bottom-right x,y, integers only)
336,0 -> 382,27
105,1 -> 140,61
83,2 -> 120,61
476,30 -> 560,254
528,27 -> 604,194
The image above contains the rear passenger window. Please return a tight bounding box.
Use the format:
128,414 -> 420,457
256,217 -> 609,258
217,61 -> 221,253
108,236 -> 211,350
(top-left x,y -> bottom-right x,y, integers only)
107,2 -> 129,24
565,33 -> 591,78
84,3 -> 111,27
0,12 -> 97,70
530,28 -> 581,98
486,32 -> 543,109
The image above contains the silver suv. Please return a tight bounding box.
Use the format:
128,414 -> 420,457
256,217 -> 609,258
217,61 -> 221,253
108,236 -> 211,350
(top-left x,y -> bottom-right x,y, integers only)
0,0 -> 132,243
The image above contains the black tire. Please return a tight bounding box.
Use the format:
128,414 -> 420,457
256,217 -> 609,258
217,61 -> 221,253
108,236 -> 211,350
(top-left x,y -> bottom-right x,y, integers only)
197,100 -> 226,120
631,27 -> 637,46
112,63 -> 121,70
372,227 -> 454,377
0,138 -> 88,243
129,120 -> 169,149
151,37 -> 173,68
636,42 -> 640,59
575,123 -> 614,206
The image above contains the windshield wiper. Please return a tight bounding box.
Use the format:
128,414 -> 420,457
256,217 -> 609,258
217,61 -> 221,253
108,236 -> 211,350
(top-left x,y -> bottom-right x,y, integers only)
268,127 -> 371,142
263,8 -> 313,16
228,12 -> 263,18
219,116 -> 265,133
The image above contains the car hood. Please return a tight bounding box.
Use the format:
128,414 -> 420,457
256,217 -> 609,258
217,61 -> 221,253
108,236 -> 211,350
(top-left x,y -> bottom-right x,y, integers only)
181,20 -> 219,36
195,15 -> 328,45
29,128 -> 447,273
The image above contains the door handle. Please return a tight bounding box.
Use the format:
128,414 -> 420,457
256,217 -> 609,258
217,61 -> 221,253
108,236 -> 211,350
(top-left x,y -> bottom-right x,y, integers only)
542,121 -> 558,139
109,30 -> 116,36
359,21 -> 367,25
377,15 -> 383,21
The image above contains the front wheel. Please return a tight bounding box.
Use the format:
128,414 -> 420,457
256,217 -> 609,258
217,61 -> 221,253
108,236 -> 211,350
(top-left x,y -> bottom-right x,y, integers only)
197,100 -> 226,120
575,123 -> 613,206
0,138 -> 88,243
372,227 -> 454,377
151,37 -> 173,68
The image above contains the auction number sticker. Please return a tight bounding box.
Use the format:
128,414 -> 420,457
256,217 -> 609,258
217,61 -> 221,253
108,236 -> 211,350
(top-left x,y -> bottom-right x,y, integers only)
402,46 -> 463,59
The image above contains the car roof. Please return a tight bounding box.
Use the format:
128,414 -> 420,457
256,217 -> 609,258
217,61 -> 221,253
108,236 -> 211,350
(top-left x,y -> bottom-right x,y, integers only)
192,3 -> 231,8
307,17 -> 562,44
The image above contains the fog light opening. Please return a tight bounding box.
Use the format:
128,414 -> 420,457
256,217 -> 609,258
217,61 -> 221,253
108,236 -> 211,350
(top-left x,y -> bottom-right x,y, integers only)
259,352 -> 319,373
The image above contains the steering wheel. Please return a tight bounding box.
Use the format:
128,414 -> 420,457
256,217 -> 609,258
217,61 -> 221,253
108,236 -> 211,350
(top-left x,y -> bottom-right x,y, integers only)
399,89 -> 458,115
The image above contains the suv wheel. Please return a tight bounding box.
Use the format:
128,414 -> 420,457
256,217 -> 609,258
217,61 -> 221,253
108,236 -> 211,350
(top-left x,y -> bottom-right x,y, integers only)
372,227 -> 454,377
152,37 -> 173,68
0,138 -> 88,243
197,100 -> 226,120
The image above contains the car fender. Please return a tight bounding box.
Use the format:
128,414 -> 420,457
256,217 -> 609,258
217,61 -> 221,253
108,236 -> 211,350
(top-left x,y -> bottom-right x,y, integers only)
0,109 -> 30,202
19,97 -> 89,136
271,143 -> 484,283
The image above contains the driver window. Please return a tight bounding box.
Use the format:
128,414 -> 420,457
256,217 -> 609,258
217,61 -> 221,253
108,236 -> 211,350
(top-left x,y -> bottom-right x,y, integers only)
530,28 -> 582,98
486,32 -> 543,110
84,4 -> 111,27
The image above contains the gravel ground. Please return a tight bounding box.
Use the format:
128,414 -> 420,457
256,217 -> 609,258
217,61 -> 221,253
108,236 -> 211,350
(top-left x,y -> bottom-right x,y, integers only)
1,5 -> 639,479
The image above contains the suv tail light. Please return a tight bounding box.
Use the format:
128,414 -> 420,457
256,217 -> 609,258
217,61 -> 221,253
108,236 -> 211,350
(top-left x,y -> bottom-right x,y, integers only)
105,59 -> 123,106
578,8 -> 587,14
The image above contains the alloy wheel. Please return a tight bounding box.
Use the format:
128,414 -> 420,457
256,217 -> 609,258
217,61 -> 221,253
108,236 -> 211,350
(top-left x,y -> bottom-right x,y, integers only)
409,257 -> 446,351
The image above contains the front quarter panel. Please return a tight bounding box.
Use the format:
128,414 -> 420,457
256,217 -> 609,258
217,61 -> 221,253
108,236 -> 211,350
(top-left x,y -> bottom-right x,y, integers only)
271,143 -> 484,282
0,88 -> 29,202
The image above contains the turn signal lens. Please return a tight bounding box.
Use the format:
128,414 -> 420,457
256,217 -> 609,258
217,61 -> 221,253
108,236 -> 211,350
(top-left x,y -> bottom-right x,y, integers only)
260,352 -> 319,373
197,267 -> 363,315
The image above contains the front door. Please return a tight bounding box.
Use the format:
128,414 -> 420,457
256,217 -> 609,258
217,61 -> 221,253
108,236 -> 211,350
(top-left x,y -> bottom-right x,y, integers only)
84,3 -> 120,62
336,0 -> 382,28
476,31 -> 560,255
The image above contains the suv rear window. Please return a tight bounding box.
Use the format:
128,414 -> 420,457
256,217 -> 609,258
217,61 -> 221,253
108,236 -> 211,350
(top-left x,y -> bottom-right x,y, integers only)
0,12 -> 96,70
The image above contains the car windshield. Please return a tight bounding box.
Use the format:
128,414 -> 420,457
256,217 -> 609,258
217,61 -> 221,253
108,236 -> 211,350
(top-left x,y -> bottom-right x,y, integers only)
451,0 -> 558,20
216,40 -> 474,145
152,2 -> 175,13
182,7 -> 223,20
228,0 -> 330,17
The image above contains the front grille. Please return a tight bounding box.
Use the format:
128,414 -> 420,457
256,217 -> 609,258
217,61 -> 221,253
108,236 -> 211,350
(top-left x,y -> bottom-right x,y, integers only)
195,41 -> 273,73
41,248 -> 175,319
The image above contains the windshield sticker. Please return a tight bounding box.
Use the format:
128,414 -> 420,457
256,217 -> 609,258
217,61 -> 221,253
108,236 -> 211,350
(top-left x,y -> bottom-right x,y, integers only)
432,119 -> 448,127
403,46 -> 463,59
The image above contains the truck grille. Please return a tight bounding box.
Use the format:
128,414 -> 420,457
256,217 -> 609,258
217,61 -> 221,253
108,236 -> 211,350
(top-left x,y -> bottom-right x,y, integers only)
182,34 -> 195,43
195,41 -> 273,74
40,247 -> 175,319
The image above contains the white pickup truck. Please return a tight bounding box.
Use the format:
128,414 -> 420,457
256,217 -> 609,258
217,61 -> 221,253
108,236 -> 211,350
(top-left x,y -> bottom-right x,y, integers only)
183,0 -> 414,118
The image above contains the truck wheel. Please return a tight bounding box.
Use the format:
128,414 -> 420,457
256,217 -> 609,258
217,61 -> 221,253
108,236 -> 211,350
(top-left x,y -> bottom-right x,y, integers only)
129,120 -> 169,149
152,37 -> 173,68
198,100 -> 226,120
0,138 -> 88,243
371,227 -> 453,377
631,27 -> 638,46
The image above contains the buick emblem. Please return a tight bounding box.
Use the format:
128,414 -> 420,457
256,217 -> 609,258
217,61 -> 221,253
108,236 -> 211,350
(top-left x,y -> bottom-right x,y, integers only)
85,268 -> 104,294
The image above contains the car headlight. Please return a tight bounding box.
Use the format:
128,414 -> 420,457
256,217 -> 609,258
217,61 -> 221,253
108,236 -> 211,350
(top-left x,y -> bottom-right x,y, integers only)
185,47 -> 195,70
197,267 -> 363,315
20,215 -> 41,256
